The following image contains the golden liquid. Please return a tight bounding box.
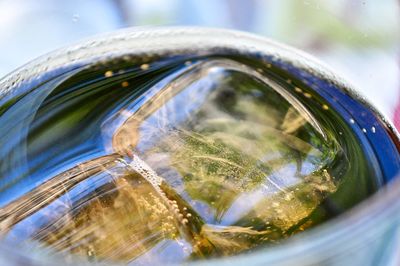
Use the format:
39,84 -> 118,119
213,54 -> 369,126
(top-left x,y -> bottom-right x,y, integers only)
0,56 -> 379,264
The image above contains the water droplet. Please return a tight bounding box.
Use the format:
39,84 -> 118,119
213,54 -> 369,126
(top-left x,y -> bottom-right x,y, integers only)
72,14 -> 80,22
295,87 -> 302,93
104,70 -> 113,77
140,63 -> 150,70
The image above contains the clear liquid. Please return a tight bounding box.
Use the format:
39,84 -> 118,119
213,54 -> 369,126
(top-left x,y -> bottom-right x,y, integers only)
0,55 -> 381,264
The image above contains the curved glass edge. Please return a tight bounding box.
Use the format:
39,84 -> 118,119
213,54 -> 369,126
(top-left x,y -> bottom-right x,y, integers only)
269,57 -> 400,183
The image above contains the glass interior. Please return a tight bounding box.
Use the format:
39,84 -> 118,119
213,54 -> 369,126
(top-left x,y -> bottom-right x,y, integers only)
0,53 -> 383,264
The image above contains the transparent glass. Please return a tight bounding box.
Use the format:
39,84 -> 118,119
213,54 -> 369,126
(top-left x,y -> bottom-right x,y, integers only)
0,27 -> 399,266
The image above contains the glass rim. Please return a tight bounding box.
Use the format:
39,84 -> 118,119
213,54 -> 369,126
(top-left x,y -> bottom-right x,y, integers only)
0,26 -> 399,265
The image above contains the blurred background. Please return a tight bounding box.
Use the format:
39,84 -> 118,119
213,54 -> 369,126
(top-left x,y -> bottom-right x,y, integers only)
0,0 -> 399,125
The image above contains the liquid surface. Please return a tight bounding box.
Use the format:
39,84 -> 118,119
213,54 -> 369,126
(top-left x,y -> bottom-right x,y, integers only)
0,55 -> 381,264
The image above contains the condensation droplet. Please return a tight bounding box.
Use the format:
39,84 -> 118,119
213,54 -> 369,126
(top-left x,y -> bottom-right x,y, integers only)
72,14 -> 80,23
104,70 -> 113,78
140,64 -> 150,70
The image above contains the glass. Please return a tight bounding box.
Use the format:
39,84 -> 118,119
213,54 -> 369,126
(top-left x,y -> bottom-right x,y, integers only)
0,28 -> 399,265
